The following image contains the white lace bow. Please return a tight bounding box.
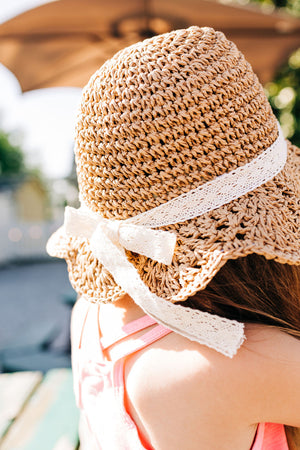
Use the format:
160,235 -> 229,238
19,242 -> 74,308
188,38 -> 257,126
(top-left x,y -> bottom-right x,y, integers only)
63,125 -> 287,357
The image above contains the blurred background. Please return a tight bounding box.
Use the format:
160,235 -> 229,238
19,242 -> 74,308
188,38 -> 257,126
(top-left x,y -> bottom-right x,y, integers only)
0,0 -> 299,373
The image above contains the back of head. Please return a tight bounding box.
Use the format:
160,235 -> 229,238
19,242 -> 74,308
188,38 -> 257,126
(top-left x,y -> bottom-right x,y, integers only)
47,26 -> 300,357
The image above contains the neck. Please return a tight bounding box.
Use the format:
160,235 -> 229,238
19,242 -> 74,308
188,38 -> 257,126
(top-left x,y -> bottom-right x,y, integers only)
100,294 -> 146,330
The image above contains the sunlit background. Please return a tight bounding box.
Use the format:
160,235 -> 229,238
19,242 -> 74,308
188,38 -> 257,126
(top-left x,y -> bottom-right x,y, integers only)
0,0 -> 299,370
0,0 -> 300,371
0,1 -> 82,382
0,0 -> 299,446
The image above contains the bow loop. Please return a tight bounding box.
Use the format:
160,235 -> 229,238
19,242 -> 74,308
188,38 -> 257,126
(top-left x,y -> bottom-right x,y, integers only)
100,219 -> 123,248
64,206 -> 176,265
63,205 -> 245,357
119,223 -> 176,265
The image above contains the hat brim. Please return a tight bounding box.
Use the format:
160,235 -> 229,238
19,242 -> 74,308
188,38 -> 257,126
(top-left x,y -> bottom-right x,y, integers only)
47,140 -> 300,304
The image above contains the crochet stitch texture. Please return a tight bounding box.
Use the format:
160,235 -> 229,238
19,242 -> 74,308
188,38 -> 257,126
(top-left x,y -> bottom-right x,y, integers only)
47,26 -> 300,305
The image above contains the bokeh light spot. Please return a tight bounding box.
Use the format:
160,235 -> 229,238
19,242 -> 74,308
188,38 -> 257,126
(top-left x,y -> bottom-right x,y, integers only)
8,227 -> 23,242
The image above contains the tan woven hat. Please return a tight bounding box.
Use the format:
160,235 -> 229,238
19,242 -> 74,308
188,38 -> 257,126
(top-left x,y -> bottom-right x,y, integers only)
47,26 -> 300,356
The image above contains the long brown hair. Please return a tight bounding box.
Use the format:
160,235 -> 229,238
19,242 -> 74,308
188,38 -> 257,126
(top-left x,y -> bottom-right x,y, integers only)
184,254 -> 300,339
183,254 -> 300,448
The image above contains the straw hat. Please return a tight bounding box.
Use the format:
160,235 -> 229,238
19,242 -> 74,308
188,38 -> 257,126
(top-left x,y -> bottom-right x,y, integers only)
47,26 -> 300,356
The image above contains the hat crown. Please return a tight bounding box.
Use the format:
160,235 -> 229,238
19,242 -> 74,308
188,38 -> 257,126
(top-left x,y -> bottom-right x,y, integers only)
75,26 -> 277,219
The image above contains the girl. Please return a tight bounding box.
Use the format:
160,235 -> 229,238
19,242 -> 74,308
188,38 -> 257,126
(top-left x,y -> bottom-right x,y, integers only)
47,26 -> 300,449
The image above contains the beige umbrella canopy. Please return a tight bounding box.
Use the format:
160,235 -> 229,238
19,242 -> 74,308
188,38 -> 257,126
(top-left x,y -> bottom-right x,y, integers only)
0,0 -> 299,92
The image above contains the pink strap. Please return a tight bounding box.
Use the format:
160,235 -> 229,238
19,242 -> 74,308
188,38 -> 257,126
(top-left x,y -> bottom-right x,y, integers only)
100,315 -> 157,350
111,324 -> 172,362
251,423 -> 289,450
78,302 -> 93,350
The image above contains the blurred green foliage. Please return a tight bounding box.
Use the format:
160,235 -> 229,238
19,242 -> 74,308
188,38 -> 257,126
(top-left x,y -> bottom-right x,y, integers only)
265,48 -> 300,146
252,0 -> 300,146
0,131 -> 25,175
253,0 -> 300,15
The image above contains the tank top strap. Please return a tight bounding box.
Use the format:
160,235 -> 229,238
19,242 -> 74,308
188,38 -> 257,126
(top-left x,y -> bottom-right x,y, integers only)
100,315 -> 157,350
110,324 -> 172,363
251,423 -> 289,450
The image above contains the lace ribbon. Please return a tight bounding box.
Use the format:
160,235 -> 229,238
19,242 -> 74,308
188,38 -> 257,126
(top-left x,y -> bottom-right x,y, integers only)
126,125 -> 287,227
63,125 -> 287,357
65,207 -> 176,265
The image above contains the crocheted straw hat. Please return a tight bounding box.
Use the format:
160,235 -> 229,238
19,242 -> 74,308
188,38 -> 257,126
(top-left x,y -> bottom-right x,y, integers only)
47,26 -> 300,354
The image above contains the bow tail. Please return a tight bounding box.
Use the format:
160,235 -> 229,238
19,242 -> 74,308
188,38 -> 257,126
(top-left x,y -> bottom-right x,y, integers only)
90,228 -> 245,358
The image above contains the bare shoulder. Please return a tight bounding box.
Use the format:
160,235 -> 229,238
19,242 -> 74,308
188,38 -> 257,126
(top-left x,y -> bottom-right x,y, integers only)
125,325 -> 300,448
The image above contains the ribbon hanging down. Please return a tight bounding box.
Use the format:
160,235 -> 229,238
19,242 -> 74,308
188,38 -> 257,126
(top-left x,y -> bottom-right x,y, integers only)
62,125 -> 287,357
64,206 -> 245,358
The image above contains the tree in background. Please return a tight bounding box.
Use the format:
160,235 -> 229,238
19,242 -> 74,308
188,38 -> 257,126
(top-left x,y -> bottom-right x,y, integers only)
253,0 -> 300,15
265,48 -> 300,146
252,0 -> 300,146
0,131 -> 25,176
